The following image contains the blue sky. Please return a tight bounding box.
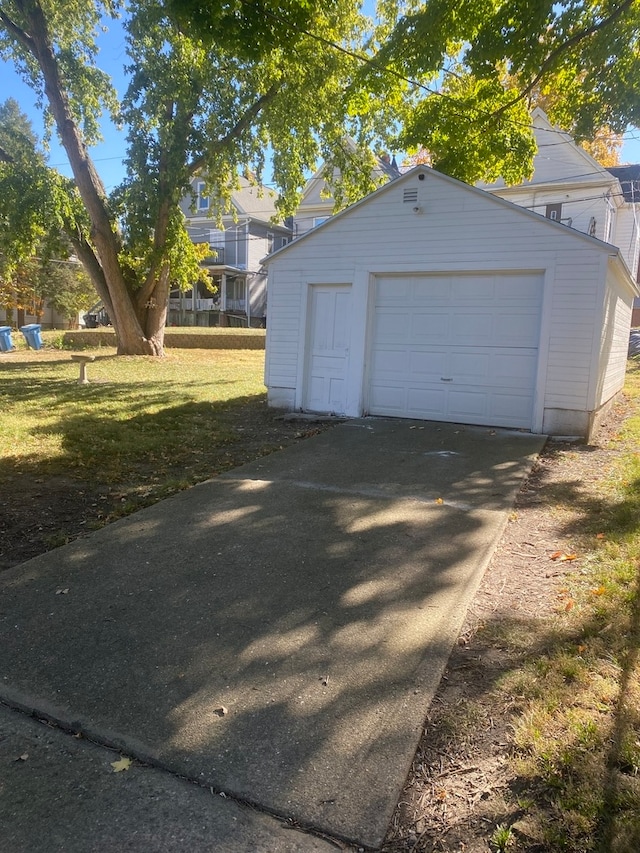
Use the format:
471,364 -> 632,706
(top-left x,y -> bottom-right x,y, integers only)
1,12 -> 639,192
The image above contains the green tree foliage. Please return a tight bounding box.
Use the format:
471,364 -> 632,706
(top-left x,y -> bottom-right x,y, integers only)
0,97 -> 88,305
0,254 -> 95,325
371,0 -> 640,183
0,0 -> 394,355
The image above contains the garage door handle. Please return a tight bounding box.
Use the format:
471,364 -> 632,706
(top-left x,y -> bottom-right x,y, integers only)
440,377 -> 453,382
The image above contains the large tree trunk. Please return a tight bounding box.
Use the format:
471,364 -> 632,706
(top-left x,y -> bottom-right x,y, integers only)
20,1 -> 154,355
142,266 -> 172,357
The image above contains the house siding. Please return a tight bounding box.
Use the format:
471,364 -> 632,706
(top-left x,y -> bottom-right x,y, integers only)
597,261 -> 634,407
264,269 -> 303,404
492,185 -> 612,239
613,205 -> 640,281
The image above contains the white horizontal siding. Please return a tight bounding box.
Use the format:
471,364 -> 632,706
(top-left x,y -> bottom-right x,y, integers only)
541,249 -> 604,411
596,262 -> 634,406
265,270 -> 303,388
613,206 -> 640,280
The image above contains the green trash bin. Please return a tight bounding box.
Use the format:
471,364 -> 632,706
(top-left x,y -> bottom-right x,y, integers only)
0,326 -> 13,352
20,324 -> 44,350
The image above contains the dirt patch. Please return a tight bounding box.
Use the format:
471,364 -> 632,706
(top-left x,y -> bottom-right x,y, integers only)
382,397 -> 631,853
0,401 -> 332,572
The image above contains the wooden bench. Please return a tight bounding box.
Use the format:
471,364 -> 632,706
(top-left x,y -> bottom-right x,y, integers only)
70,354 -> 96,385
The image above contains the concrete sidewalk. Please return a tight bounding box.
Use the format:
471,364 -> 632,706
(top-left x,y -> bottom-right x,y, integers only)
0,419 -> 545,850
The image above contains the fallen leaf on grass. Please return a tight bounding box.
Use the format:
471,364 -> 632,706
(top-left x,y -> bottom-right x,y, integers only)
596,533 -> 606,540
111,756 -> 132,773
435,497 -> 443,505
591,586 -> 606,596
565,599 -> 575,612
550,551 -> 577,562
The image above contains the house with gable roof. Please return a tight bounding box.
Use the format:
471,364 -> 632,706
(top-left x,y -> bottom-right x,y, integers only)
293,149 -> 400,238
172,175 -> 292,327
481,108 -> 640,323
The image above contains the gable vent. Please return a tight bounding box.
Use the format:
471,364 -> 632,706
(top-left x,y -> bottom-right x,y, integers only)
403,188 -> 419,203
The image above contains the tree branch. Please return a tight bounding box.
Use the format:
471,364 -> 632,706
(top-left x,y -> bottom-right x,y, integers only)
65,225 -> 115,321
491,0 -> 636,120
189,82 -> 281,174
137,100 -> 190,312
0,144 -> 15,163
0,6 -> 36,54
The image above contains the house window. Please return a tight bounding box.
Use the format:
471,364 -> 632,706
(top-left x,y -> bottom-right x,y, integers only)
545,203 -> 562,221
208,229 -> 225,264
279,235 -> 290,248
313,217 -> 329,228
196,181 -> 209,211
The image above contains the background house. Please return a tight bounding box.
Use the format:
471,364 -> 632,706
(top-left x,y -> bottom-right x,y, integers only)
174,176 -> 292,327
481,108 -> 640,324
0,302 -> 77,330
264,166 -> 637,440
292,149 -> 400,238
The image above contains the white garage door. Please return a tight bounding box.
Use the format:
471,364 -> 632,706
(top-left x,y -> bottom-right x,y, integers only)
368,273 -> 543,429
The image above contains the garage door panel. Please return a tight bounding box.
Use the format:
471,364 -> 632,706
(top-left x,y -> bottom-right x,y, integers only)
491,351 -> 538,386
405,387 -> 448,415
491,311 -> 540,346
448,350 -> 491,383
492,391 -> 535,422
369,273 -> 542,429
451,312 -> 494,342
494,274 -> 542,302
451,275 -> 496,301
376,277 -> 413,304
409,349 -> 448,378
447,388 -> 489,416
410,310 -> 451,341
410,276 -> 451,303
373,308 -> 410,340
369,383 -> 408,411
371,346 -> 411,375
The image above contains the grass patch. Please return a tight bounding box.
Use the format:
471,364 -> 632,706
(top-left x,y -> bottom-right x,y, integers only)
498,360 -> 640,852
0,344 -> 266,478
0,343 -> 322,563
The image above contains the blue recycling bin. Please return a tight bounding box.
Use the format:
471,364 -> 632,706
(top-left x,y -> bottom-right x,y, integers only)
20,323 -> 43,350
0,326 -> 14,352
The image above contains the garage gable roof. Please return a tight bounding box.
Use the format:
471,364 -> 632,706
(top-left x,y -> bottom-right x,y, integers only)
263,164 -> 623,264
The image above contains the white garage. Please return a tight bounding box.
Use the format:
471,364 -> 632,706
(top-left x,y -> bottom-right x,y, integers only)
264,166 -> 637,439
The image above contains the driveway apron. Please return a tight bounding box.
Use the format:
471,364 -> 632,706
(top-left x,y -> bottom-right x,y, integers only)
0,419 -> 545,848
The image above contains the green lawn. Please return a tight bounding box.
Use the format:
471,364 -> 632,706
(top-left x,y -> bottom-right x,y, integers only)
0,335 -> 325,569
0,341 -> 268,483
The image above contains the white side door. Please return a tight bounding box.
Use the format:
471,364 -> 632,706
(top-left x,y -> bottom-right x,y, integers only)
305,285 -> 352,414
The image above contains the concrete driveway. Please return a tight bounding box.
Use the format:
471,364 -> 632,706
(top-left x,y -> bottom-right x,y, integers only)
0,419 -> 545,850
